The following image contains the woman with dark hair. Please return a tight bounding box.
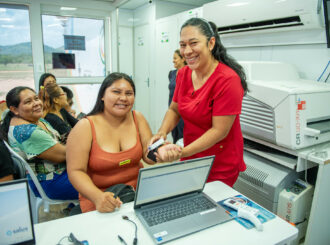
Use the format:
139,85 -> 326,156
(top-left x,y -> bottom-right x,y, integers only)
39,73 -> 56,89
67,72 -> 179,213
43,83 -> 78,138
151,18 -> 248,187
1,86 -> 78,199
168,49 -> 186,144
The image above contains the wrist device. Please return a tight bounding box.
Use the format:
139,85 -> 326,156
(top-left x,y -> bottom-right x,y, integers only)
223,198 -> 263,231
147,138 -> 165,162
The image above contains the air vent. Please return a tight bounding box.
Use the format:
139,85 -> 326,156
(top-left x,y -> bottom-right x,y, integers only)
218,16 -> 302,34
240,96 -> 274,133
240,164 -> 268,188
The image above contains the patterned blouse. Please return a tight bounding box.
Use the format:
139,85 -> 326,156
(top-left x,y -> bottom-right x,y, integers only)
8,118 -> 65,181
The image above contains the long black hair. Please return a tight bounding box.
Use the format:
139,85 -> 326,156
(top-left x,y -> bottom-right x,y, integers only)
39,73 -> 56,88
88,72 -> 136,116
1,86 -> 35,134
181,18 -> 248,93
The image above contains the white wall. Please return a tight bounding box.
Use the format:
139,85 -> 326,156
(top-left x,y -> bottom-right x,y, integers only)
228,44 -> 329,81
221,28 -> 330,81
155,1 -> 196,19
152,7 -> 203,133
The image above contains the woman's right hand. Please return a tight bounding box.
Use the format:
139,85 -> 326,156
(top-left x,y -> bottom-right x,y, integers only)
149,132 -> 167,146
156,143 -> 182,162
95,192 -> 122,213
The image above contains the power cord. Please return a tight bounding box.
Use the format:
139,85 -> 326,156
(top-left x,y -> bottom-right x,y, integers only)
119,215 -> 138,245
56,233 -> 89,245
304,149 -> 315,185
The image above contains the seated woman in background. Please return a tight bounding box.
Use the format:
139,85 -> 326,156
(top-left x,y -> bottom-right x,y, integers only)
0,128 -> 15,182
38,73 -> 56,90
43,83 -> 78,138
67,72 -> 180,213
61,86 -> 77,118
1,86 -> 78,200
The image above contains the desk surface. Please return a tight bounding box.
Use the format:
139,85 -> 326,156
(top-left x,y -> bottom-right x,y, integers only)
34,181 -> 297,245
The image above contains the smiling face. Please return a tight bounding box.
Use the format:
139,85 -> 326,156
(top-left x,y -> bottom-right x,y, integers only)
173,52 -> 185,70
179,25 -> 215,71
102,78 -> 135,117
12,89 -> 43,123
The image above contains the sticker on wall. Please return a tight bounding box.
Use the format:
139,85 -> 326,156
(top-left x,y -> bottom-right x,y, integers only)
137,37 -> 144,46
187,10 -> 199,18
161,32 -> 169,43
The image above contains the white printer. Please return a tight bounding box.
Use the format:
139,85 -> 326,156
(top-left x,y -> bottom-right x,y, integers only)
239,61 -> 330,150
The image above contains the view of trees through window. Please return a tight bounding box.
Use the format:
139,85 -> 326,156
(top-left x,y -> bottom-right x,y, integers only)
0,4 -> 34,101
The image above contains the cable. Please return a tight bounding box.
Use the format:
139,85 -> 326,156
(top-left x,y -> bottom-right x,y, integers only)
56,236 -> 69,245
317,60 -> 330,81
122,215 -> 138,245
295,218 -> 307,226
304,149 -> 316,184
325,72 -> 330,83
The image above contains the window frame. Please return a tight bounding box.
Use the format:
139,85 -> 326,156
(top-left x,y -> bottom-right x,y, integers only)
40,4 -> 111,85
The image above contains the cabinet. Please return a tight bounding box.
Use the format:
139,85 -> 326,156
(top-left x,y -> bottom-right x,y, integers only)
243,135 -> 330,245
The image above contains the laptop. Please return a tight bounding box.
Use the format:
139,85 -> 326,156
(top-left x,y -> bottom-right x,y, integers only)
0,179 -> 35,245
134,156 -> 232,244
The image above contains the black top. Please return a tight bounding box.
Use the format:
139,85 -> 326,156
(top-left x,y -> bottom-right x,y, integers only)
168,70 -> 177,106
168,69 -> 184,144
0,140 -> 15,179
44,108 -> 78,136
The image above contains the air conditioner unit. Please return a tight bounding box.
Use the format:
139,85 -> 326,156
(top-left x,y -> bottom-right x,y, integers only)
203,0 -> 324,35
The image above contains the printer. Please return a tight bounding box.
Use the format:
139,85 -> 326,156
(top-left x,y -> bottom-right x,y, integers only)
239,61 -> 330,150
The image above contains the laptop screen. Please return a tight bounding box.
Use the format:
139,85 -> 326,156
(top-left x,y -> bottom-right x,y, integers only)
135,156 -> 214,207
0,179 -> 35,245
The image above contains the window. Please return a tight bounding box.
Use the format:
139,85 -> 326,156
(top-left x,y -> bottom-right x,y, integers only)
60,83 -> 101,115
42,15 -> 105,77
0,4 -> 34,101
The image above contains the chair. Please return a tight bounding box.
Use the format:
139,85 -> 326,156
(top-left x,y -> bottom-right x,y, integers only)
3,140 -> 77,224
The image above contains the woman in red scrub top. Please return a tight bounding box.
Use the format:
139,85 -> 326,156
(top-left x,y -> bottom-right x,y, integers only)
154,18 -> 248,187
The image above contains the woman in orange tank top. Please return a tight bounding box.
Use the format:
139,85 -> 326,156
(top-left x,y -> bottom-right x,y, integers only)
66,73 -> 180,213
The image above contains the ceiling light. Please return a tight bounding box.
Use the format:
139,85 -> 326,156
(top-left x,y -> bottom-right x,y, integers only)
2,25 -> 14,28
60,7 -> 77,11
0,18 -> 12,21
227,2 -> 249,7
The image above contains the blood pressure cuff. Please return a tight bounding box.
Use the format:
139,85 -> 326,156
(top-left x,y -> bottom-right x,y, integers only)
106,184 -> 135,203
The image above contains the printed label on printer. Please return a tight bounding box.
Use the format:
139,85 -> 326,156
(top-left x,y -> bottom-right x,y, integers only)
297,100 -> 306,110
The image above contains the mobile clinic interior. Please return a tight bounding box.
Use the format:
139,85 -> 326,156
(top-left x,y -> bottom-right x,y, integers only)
0,0 -> 329,245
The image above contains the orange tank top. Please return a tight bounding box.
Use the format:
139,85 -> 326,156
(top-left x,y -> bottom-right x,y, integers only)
80,111 -> 143,213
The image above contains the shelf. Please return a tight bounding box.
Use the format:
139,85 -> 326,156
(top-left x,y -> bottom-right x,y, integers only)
244,147 -> 297,170
243,136 -> 330,172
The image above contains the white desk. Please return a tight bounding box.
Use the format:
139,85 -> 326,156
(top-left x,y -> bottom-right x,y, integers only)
34,181 -> 297,245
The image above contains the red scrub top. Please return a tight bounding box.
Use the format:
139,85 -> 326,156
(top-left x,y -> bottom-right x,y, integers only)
172,62 -> 246,186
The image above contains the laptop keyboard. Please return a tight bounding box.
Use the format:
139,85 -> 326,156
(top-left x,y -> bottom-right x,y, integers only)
141,195 -> 216,227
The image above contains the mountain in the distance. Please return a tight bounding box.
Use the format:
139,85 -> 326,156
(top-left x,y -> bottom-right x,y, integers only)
0,42 -> 60,55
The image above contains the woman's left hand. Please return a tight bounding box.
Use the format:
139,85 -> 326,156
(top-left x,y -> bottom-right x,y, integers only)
155,144 -> 182,163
